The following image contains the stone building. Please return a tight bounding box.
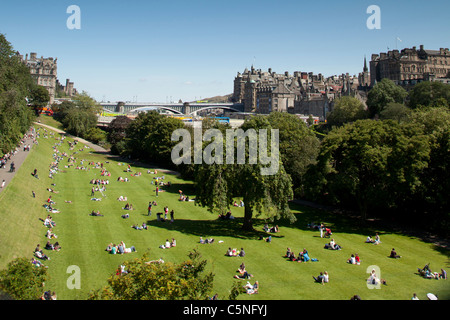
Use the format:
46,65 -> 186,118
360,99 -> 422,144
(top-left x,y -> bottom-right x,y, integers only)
232,67 -> 362,121
370,45 -> 450,87
21,52 -> 58,104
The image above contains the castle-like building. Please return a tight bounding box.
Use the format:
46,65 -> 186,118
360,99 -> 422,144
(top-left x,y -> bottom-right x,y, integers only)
370,45 -> 450,87
232,65 -> 367,121
21,52 -> 58,104
16,52 -> 78,105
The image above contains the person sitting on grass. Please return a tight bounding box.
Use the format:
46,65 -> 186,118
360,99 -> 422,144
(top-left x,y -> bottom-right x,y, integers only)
313,271 -> 329,285
389,248 -> 401,259
374,233 -> 381,245
365,236 -> 374,243
297,249 -> 310,263
34,245 -> 50,260
244,281 -> 259,294
237,263 -> 246,275
347,254 -> 359,265
46,228 -> 57,239
234,271 -> 253,279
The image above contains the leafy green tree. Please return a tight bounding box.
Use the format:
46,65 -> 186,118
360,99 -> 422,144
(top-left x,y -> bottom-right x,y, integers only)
408,81 -> 450,109
304,119 -> 430,220
367,78 -> 407,118
55,92 -> 100,138
125,111 -> 185,166
266,112 -> 320,196
0,257 -> 48,300
326,96 -> 368,126
379,102 -> 411,122
28,84 -> 50,111
195,115 -> 294,231
108,115 -> 133,145
0,33 -> 36,154
88,250 -> 219,300
408,107 -> 450,223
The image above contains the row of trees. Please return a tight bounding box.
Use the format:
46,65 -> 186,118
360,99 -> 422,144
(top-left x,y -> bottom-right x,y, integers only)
0,33 -> 49,155
307,79 -> 450,232
52,93 -> 106,143
107,79 -> 449,234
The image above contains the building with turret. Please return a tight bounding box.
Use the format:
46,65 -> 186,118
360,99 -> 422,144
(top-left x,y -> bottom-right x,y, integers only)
232,66 -> 363,121
20,52 -> 58,104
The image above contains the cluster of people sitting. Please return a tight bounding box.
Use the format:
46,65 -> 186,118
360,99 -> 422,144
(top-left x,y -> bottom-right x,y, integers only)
313,271 -> 329,285
226,247 -> 245,257
123,203 -> 134,210
263,224 -> 279,233
117,176 -> 129,182
324,238 -> 342,250
218,211 -> 235,220
43,203 -> 60,213
117,196 -> 128,201
347,254 -> 361,265
43,215 -> 56,228
417,263 -> 447,280
199,237 -> 215,244
365,233 -> 381,245
45,240 -> 61,251
131,223 -> 148,230
106,241 -> 137,254
159,238 -> 176,249
233,200 -> 244,207
284,248 -> 315,262
89,178 -> 109,185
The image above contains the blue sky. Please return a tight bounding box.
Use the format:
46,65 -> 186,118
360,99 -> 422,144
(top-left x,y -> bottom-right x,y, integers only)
1,0 -> 449,102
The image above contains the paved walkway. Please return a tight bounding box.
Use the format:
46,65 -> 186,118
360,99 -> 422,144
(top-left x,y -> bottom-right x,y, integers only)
0,129 -> 36,195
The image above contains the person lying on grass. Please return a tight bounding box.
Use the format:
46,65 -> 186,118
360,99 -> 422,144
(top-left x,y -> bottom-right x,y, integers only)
244,281 -> 258,294
234,271 -> 253,279
90,210 -> 103,217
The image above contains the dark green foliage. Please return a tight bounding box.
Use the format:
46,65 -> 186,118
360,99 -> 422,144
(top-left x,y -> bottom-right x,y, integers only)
408,81 -> 450,109
326,96 -> 369,126
0,257 -> 48,300
367,78 -> 408,117
88,250 -> 219,300
304,119 -> 430,220
0,33 -> 36,155
124,111 -> 185,166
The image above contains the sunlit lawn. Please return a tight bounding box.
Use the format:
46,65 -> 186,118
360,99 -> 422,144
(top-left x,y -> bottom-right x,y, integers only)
0,124 -> 448,300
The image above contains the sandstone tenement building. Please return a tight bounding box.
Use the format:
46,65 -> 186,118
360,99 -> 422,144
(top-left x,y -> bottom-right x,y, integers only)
232,65 -> 366,121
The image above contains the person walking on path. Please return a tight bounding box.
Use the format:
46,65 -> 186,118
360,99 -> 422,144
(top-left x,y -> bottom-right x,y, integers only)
0,129 -> 35,195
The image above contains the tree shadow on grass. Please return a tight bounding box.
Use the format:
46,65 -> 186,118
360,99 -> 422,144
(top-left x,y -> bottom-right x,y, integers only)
272,201 -> 393,239
146,217 -> 284,240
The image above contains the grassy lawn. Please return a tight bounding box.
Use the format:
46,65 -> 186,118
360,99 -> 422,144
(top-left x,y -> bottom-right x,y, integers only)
0,124 -> 448,300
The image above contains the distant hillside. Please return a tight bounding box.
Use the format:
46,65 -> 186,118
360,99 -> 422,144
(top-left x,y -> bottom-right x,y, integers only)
190,93 -> 232,103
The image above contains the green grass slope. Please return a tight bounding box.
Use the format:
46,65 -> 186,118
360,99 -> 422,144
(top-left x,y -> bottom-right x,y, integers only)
0,125 -> 448,300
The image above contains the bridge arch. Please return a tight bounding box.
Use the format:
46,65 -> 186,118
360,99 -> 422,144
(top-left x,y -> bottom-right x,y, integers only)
188,106 -> 243,116
127,106 -> 184,115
